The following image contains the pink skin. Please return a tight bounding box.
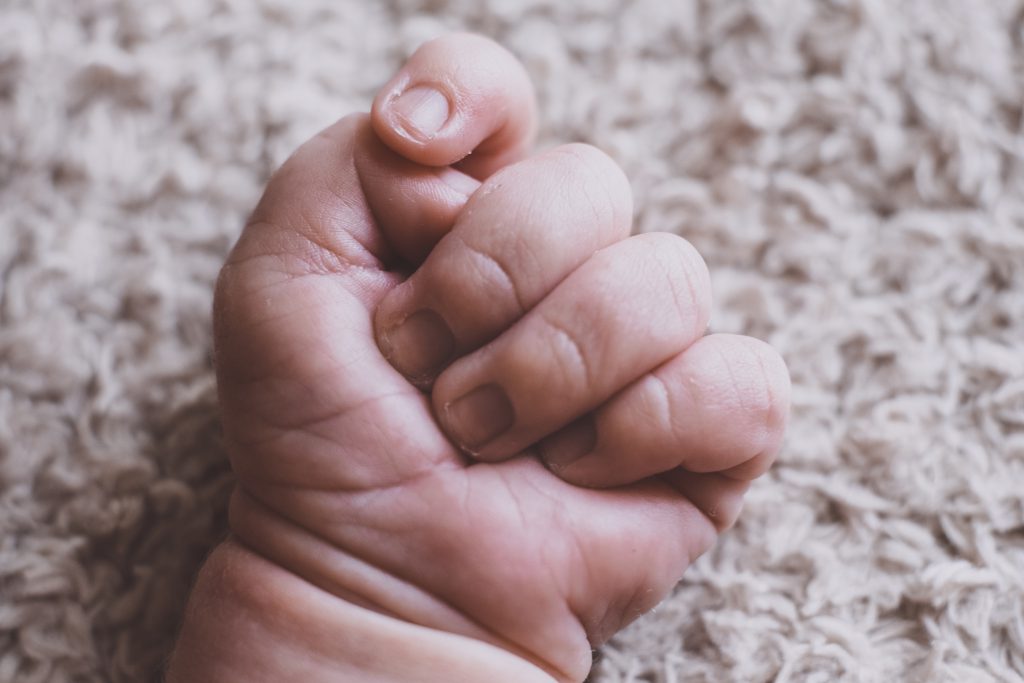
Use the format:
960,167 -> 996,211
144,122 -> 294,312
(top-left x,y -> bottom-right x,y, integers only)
167,33 -> 791,683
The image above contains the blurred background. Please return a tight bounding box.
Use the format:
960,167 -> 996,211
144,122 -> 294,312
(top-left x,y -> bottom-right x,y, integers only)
1,1 -> 1022,681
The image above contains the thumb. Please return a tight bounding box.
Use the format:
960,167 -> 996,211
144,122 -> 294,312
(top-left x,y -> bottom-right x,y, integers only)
371,32 -> 538,179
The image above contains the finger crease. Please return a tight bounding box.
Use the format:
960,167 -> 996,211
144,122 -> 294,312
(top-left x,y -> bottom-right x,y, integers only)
541,314 -> 592,391
754,348 -> 779,432
455,234 -> 526,315
648,370 -> 679,440
668,252 -> 700,337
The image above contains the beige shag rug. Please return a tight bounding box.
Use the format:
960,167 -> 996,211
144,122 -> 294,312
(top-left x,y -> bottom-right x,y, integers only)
2,1 -> 1023,681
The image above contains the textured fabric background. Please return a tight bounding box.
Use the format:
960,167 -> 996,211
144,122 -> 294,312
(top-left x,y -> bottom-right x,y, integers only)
1,1 -> 1023,681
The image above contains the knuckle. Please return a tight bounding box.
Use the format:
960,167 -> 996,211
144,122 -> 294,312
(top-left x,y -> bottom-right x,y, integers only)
646,368 -> 686,442
725,335 -> 790,448
635,233 -> 711,335
750,338 -> 792,434
537,312 -> 593,393
549,144 -> 633,233
448,234 -> 526,316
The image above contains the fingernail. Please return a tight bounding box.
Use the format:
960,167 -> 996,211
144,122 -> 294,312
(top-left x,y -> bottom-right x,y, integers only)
438,167 -> 480,198
540,417 -> 597,472
391,85 -> 450,139
382,309 -> 455,381
444,383 -> 514,454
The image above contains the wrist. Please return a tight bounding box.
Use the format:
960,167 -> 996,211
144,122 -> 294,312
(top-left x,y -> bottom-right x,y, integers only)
166,538 -> 559,682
